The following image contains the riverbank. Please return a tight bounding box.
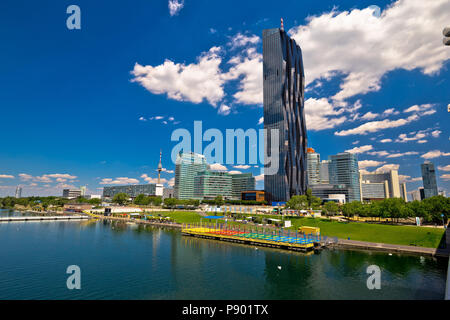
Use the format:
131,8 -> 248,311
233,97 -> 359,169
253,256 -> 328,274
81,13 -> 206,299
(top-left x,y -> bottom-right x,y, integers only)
93,213 -> 450,258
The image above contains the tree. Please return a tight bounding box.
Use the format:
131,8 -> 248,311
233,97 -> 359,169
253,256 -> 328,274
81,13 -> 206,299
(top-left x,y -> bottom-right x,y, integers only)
286,195 -> 308,210
152,197 -> 163,206
214,195 -> 224,207
164,197 -> 177,209
112,193 -> 129,206
324,201 -> 339,216
134,194 -> 150,206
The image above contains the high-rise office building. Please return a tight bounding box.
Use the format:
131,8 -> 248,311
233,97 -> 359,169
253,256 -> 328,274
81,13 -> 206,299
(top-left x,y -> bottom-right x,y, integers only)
194,171 -> 233,200
80,186 -> 86,197
307,148 -> 321,186
360,170 -> 401,200
15,186 -> 22,198
63,189 -> 82,199
400,183 -> 408,201
320,160 -> 330,184
329,153 -> 361,202
421,162 -> 438,199
230,173 -> 256,200
174,152 -> 208,200
103,184 -> 158,198
263,20 -> 307,202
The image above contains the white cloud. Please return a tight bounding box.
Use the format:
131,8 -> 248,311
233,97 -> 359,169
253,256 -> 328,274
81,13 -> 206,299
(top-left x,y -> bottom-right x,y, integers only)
255,174 -> 264,181
139,116 -> 147,121
431,130 -> 442,138
386,151 -> 419,158
228,33 -> 260,49
441,174 -> 450,181
358,160 -> 386,169
100,177 -> 139,185
404,104 -> 435,113
209,163 -> 227,171
209,28 -> 217,34
417,140 -> 427,144
304,98 -> 346,131
380,139 -> 392,143
168,0 -> 184,16
161,168 -> 174,174
233,165 -> 251,169
257,117 -> 263,125
382,108 -> 400,116
141,174 -> 168,185
361,112 -> 379,120
218,104 -> 231,115
367,150 -> 389,157
0,174 -> 14,179
228,170 -> 242,175
19,173 -> 33,181
223,47 -> 263,105
421,150 -> 450,159
375,164 -> 400,173
438,165 -> 450,171
395,132 -> 427,143
345,145 -> 373,154
352,140 -> 360,145
131,47 -> 225,106
335,113 -> 420,136
289,0 -> 450,103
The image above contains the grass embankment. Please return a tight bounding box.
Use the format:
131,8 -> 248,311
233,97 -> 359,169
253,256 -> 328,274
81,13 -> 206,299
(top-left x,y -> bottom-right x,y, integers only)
278,216 -> 443,248
153,211 -> 445,248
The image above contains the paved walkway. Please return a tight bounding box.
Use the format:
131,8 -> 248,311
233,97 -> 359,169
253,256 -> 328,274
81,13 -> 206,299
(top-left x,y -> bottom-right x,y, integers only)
336,226 -> 450,257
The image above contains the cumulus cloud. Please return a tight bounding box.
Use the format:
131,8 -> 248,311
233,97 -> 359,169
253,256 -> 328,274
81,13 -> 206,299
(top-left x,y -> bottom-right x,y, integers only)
0,174 -> 14,179
358,160 -> 386,169
375,163 -> 400,173
233,165 -> 251,169
386,151 -> 419,158
209,163 -> 227,171
168,0 -> 184,16
367,150 -> 390,157
335,113 -> 422,136
228,33 -> 260,49
361,112 -> 379,120
289,0 -> 450,103
345,145 -> 373,154
131,47 -> 225,106
218,104 -> 231,115
421,150 -> 450,159
19,173 -> 33,181
304,98 -> 346,131
441,174 -> 450,181
223,47 -> 263,105
141,174 -> 168,184
257,117 -> 263,125
255,174 -> 264,181
228,170 -> 242,175
438,165 -> 450,171
380,139 -> 392,143
100,177 -> 139,185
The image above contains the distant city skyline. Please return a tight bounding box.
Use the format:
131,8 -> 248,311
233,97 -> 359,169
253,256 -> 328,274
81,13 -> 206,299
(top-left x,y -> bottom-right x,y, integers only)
0,0 -> 449,197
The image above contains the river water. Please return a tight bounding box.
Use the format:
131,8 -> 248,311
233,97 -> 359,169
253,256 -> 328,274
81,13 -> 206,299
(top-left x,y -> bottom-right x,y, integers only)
0,209 -> 447,299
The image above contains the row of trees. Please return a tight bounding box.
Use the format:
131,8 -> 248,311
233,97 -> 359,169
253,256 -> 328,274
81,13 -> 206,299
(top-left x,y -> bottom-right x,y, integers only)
286,192 -> 449,224
339,196 -> 449,224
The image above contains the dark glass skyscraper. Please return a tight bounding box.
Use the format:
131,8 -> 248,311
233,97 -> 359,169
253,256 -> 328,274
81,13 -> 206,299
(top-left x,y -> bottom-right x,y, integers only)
421,162 -> 438,199
263,25 -> 307,202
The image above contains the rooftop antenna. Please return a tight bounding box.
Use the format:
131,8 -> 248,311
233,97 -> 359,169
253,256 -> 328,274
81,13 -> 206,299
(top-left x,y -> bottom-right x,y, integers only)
280,18 -> 284,31
157,150 -> 162,184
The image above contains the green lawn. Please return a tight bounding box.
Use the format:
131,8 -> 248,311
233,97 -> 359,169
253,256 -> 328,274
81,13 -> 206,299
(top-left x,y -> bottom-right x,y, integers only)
286,217 -> 444,248
153,211 -> 445,248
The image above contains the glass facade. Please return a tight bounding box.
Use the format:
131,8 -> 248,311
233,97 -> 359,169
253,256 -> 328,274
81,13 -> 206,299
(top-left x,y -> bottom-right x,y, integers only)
361,170 -> 400,198
263,27 -> 307,202
103,184 -> 157,198
421,162 -> 438,199
320,160 -> 330,184
307,150 -> 321,185
230,173 -> 256,200
194,171 -> 233,200
329,153 -> 361,202
174,152 -> 208,200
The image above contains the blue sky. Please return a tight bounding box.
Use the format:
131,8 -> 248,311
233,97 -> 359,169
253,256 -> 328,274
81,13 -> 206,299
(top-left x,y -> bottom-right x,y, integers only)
0,0 -> 449,197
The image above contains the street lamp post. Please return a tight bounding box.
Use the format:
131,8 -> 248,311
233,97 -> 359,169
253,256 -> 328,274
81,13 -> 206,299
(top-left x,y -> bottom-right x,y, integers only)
444,27 -> 450,46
